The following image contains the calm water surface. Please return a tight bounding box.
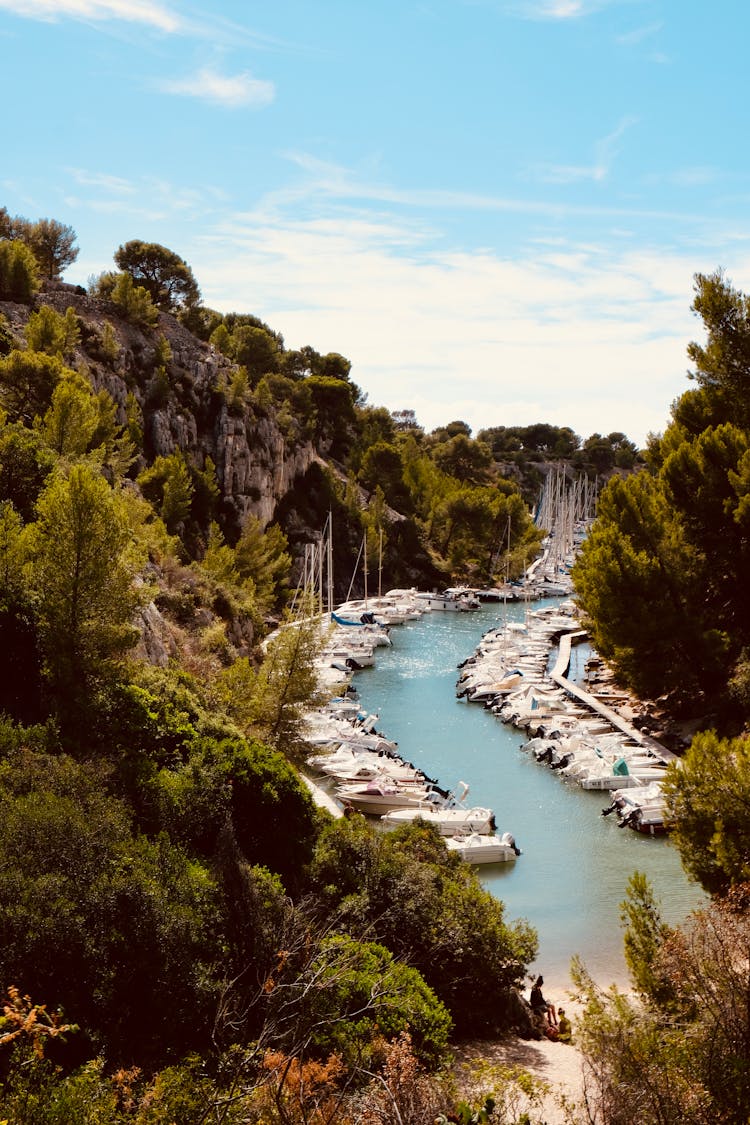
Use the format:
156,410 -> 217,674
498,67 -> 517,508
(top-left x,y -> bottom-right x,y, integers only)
353,601 -> 705,991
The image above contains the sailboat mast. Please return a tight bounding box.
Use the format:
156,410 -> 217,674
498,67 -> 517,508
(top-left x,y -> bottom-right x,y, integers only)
327,510 -> 334,615
378,527 -> 383,598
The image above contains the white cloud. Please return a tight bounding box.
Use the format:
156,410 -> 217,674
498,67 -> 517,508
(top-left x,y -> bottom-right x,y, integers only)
61,158 -> 740,447
158,65 -> 275,107
188,209 -> 711,445
0,0 -> 180,32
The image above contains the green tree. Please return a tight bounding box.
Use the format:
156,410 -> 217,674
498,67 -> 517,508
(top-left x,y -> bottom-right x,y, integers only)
114,239 -> 200,312
0,239 -> 39,301
358,440 -> 412,512
574,884 -> 750,1125
25,304 -> 80,358
316,351 -> 352,381
210,735 -> 320,894
663,731 -> 750,896
234,515 -> 291,615
0,349 -> 64,424
309,817 -> 537,1035
687,269 -> 750,429
270,932 -> 452,1071
230,324 -> 282,379
574,272 -> 750,714
0,750 -> 219,1066
0,500 -> 26,608
572,471 -> 707,699
621,871 -> 676,1008
575,432 -> 616,473
0,420 -> 55,521
138,452 -> 195,534
24,218 -> 79,279
41,371 -> 100,457
306,375 -> 357,457
432,433 -> 492,482
28,465 -> 144,702
229,612 -> 322,756
92,270 -> 159,328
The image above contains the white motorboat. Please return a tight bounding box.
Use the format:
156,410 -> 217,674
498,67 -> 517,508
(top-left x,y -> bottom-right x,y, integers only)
444,831 -> 521,863
335,780 -> 443,816
415,588 -> 481,612
381,804 -> 496,835
319,647 -> 376,670
313,746 -> 425,785
602,782 -> 670,836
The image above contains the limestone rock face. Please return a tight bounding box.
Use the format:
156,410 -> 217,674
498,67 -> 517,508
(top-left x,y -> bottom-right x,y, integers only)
133,600 -> 179,668
1,288 -> 320,531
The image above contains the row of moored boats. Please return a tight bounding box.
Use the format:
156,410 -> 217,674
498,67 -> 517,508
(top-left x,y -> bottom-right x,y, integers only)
456,596 -> 672,835
303,589 -> 523,863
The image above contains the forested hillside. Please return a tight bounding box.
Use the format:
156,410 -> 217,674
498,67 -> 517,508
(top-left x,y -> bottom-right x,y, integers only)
5,211 -> 750,1124
0,211 -> 601,1120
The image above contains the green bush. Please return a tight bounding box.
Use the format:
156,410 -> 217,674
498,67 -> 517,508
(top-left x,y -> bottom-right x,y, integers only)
310,818 -> 537,1034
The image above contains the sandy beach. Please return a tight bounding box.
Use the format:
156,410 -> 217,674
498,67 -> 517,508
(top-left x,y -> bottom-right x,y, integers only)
455,1029 -> 585,1125
452,971 -> 604,1124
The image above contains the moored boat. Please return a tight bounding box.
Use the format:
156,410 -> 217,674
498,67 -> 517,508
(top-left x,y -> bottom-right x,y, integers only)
335,780 -> 445,816
416,588 -> 481,612
444,831 -> 521,863
381,803 -> 497,835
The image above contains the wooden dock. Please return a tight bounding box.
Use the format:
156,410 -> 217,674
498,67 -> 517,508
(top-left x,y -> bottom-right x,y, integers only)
551,632 -> 677,764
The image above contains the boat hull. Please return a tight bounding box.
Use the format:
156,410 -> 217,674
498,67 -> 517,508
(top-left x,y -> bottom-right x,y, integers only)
444,831 -> 520,864
381,807 -> 496,835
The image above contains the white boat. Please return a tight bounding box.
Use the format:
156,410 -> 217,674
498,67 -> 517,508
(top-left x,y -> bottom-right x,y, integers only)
415,588 -> 481,612
319,647 -> 376,670
335,780 -> 443,815
602,783 -> 669,836
444,831 -> 521,863
313,747 -> 425,785
381,804 -> 497,835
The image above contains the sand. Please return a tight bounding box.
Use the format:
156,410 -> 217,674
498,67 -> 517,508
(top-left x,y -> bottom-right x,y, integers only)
452,978 -> 591,1125
454,1029 -> 585,1125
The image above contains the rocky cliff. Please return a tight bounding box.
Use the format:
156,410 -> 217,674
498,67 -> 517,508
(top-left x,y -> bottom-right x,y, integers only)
0,285 -> 322,536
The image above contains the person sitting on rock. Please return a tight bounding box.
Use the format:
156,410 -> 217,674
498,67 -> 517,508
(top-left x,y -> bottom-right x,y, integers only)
529,975 -> 557,1026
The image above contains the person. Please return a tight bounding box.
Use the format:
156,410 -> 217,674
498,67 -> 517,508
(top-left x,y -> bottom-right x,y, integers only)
529,975 -> 557,1026
557,1008 -> 572,1044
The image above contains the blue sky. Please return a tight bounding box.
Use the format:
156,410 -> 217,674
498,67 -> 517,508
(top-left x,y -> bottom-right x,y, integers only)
2,0 -> 749,447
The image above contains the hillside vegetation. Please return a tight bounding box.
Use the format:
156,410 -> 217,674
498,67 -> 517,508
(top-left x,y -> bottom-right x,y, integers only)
6,212 -> 750,1124
0,210 -> 614,1121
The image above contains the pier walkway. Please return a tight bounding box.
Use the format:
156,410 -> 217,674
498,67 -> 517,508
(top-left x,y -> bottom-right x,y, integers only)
301,771 -> 344,817
552,631 -> 677,764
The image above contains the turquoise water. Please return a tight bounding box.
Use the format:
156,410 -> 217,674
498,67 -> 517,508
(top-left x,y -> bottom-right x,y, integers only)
352,601 -> 705,991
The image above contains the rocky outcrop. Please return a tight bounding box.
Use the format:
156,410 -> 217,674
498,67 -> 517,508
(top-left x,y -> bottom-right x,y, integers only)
1,288 -> 321,532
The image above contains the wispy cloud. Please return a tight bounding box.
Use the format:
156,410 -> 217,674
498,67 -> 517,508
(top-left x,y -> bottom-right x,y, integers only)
58,156 -> 742,445
507,0 -> 595,20
0,0 -> 180,32
67,168 -> 137,194
260,150 -> 718,231
536,115 -> 637,184
616,21 -> 663,46
158,65 -> 275,107
62,169 -> 226,226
